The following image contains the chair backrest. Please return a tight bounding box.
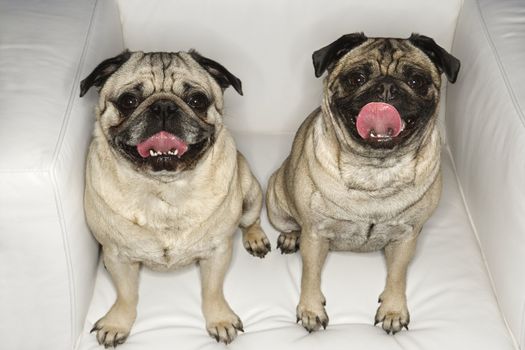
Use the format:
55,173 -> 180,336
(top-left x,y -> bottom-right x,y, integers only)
116,0 -> 463,134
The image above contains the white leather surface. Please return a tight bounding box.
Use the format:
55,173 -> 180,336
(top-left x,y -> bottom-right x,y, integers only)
76,135 -> 515,350
116,0 -> 462,134
0,0 -> 124,349
2,0 -> 522,349
446,0 -> 525,347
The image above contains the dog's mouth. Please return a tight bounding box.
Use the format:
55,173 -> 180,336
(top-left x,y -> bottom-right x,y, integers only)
136,131 -> 189,159
116,131 -> 212,172
356,102 -> 405,141
342,102 -> 416,149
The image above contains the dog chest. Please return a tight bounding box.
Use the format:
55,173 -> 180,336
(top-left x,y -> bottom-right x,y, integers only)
95,178 -> 243,271
118,230 -> 222,271
115,208 -> 239,271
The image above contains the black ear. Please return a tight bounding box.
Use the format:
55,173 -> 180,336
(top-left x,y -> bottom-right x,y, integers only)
80,50 -> 132,97
408,34 -> 460,83
189,50 -> 243,96
312,33 -> 368,78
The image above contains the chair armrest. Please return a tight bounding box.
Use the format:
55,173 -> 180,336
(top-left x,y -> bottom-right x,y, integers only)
0,0 -> 124,349
446,0 -> 525,346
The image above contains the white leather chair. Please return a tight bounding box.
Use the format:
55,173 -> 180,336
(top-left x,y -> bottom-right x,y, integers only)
1,0 -> 523,349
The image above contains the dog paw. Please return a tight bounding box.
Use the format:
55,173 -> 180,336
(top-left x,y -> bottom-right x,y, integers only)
242,225 -> 272,259
296,300 -> 329,333
277,231 -> 300,254
90,307 -> 135,348
374,293 -> 410,335
206,312 -> 244,344
243,225 -> 271,258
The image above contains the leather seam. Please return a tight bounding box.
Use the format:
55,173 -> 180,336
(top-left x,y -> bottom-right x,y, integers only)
475,0 -> 525,131
50,0 -> 99,348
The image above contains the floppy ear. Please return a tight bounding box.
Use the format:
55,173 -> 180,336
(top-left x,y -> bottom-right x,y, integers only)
189,50 -> 243,96
408,34 -> 460,83
80,50 -> 132,97
312,32 -> 368,78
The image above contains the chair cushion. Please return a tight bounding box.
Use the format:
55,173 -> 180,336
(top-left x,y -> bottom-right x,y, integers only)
75,133 -> 514,350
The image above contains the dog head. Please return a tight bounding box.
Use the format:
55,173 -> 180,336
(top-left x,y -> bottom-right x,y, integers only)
80,50 -> 242,174
313,33 -> 460,153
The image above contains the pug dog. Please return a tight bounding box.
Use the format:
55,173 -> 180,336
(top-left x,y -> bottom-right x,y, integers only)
80,50 -> 271,347
266,33 -> 460,334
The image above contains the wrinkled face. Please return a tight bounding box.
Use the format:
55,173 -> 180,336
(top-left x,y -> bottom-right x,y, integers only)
97,52 -> 223,173
327,39 -> 442,150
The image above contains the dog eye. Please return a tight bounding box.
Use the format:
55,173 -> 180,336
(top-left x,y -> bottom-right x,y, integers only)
117,93 -> 139,110
407,74 -> 427,91
348,72 -> 367,87
186,92 -> 209,111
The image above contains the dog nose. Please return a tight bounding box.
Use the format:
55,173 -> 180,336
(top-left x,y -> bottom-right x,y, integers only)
150,99 -> 179,118
376,82 -> 398,101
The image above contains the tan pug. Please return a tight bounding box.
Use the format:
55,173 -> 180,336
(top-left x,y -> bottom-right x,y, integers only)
266,33 -> 460,334
80,50 -> 271,347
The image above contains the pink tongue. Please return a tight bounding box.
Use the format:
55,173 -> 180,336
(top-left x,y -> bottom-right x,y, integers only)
136,131 -> 188,158
356,102 -> 403,139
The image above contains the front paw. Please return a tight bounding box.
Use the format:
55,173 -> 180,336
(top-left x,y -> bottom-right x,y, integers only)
205,310 -> 244,344
276,231 -> 300,254
90,304 -> 136,348
374,292 -> 410,335
243,224 -> 271,258
296,299 -> 329,333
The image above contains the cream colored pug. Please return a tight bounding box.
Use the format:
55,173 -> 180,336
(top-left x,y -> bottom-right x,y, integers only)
266,33 -> 460,334
80,50 -> 270,347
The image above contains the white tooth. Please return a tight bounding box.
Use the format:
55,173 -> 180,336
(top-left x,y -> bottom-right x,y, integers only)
149,149 -> 155,157
174,149 -> 179,156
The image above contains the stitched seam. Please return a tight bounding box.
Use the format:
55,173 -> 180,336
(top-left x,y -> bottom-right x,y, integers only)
115,0 -> 128,47
50,0 -> 99,348
439,0 -> 464,146
446,145 -> 519,350
476,0 -> 525,130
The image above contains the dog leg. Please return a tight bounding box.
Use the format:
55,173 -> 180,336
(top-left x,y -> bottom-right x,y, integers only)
375,237 -> 417,334
296,235 -> 330,332
91,252 -> 140,348
266,171 -> 302,254
200,241 -> 243,344
237,152 -> 271,258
